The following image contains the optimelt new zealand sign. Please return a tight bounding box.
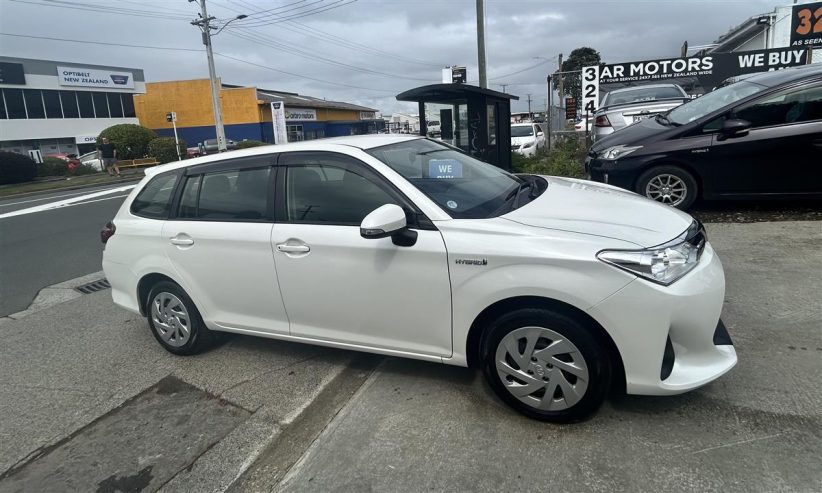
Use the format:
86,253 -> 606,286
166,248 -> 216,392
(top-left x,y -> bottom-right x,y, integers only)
57,66 -> 135,89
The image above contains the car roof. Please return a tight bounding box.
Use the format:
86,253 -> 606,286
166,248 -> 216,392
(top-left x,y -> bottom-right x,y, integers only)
742,64 -> 822,87
144,134 -> 423,177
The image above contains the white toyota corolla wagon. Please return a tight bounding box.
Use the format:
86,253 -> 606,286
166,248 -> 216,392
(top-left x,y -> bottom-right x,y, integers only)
102,135 -> 736,422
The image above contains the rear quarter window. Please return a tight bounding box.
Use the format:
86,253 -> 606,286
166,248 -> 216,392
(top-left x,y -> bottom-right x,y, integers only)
130,173 -> 179,219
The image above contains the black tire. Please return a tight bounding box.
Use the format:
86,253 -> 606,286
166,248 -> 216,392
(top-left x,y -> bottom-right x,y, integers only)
146,281 -> 217,356
481,308 -> 611,423
636,165 -> 698,210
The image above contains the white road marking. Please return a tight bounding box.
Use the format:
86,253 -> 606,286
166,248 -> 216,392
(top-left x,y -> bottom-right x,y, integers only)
0,185 -> 136,220
0,186 -> 126,208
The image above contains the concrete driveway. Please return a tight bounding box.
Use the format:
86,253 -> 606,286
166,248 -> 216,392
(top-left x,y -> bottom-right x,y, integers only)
1,221 -> 820,492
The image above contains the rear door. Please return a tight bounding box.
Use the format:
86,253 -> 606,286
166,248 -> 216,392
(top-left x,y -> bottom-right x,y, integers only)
162,156 -> 290,334
707,82 -> 822,195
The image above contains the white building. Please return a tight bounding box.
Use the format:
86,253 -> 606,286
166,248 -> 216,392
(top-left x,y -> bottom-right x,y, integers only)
386,112 -> 420,133
0,57 -> 146,157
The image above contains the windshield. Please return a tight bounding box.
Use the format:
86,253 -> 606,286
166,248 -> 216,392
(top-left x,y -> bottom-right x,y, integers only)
603,86 -> 685,106
511,126 -> 534,137
668,81 -> 764,125
366,138 -> 529,219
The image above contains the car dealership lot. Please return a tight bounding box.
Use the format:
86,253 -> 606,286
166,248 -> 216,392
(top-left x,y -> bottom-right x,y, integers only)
1,220 -> 820,492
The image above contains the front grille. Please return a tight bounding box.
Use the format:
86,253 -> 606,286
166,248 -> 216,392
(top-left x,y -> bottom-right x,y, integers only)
74,279 -> 111,294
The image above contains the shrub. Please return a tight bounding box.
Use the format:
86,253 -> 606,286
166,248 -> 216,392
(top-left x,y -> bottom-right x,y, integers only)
37,156 -> 69,177
148,137 -> 187,164
72,163 -> 97,176
98,124 -> 156,160
0,151 -> 37,184
235,139 -> 268,149
512,136 -> 587,179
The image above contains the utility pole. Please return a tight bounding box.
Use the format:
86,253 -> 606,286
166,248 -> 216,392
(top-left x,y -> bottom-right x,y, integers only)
500,84 -> 507,93
476,0 -> 487,88
556,53 -> 564,111
546,77 -> 552,150
526,94 -> 532,118
191,0 -> 227,152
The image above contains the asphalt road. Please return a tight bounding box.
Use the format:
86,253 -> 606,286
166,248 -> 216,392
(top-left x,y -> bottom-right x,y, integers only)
0,184 -> 134,317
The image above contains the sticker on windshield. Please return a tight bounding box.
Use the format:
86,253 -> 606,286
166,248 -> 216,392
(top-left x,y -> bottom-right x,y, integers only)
429,159 -> 463,179
446,200 -> 458,209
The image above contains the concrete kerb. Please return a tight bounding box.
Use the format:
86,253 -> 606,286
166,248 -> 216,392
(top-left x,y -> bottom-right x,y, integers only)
2,271 -> 106,322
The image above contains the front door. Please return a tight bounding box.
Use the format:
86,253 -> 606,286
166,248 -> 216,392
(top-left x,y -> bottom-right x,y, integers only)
707,82 -> 822,195
163,163 -> 289,334
271,151 -> 452,357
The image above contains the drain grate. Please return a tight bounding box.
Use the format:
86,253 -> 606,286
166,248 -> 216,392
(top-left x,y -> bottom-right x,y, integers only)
74,278 -> 111,294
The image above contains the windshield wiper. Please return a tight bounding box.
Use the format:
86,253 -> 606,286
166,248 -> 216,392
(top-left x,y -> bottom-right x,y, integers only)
656,110 -> 681,127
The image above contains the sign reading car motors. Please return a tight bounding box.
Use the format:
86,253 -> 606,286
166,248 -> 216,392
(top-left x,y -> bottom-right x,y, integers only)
581,65 -> 599,113
57,66 -> 135,89
790,1 -> 822,47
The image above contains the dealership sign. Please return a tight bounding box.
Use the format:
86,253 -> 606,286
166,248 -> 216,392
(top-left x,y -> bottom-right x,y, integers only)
790,1 -> 822,47
75,135 -> 98,144
582,47 -> 809,112
270,102 -> 288,145
57,66 -> 135,89
284,108 -> 317,121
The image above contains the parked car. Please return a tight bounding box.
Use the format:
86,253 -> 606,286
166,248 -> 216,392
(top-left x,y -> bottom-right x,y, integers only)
78,151 -> 104,171
592,84 -> 690,141
574,115 -> 592,133
511,123 -> 545,157
198,138 -> 237,155
102,134 -> 735,422
586,65 -> 822,210
426,120 -> 441,138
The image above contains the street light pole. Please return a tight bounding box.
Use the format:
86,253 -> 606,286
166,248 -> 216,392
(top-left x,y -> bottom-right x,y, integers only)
476,0 -> 487,88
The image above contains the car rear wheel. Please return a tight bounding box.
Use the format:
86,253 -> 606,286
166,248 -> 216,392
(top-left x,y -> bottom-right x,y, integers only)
636,165 -> 698,210
482,308 -> 611,422
146,281 -> 217,355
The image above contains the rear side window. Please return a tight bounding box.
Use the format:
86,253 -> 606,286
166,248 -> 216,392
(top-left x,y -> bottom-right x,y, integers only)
131,173 -> 179,219
178,167 -> 271,221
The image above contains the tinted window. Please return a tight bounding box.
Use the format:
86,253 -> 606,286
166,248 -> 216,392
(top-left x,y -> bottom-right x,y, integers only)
23,89 -> 45,119
122,94 -> 135,117
131,173 -> 179,219
77,92 -> 94,118
42,90 -> 63,118
60,91 -> 79,118
3,89 -> 25,119
511,126 -> 534,137
178,175 -> 201,219
285,158 -> 398,225
669,81 -> 762,125
107,93 -> 123,118
735,83 -> 822,128
195,167 -> 271,220
92,92 -> 109,118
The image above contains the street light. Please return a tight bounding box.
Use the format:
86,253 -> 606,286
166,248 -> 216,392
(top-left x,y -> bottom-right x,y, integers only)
190,1 -> 247,152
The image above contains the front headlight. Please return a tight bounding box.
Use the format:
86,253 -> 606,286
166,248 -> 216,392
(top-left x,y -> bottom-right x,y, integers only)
522,141 -> 535,149
597,222 -> 706,285
601,144 -> 642,160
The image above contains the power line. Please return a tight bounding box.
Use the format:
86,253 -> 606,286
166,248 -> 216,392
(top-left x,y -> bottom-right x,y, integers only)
0,32 -> 204,52
9,0 -> 192,20
231,0 -> 358,27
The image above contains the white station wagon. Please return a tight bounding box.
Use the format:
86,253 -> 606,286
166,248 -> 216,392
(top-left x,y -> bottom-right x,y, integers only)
102,135 -> 736,422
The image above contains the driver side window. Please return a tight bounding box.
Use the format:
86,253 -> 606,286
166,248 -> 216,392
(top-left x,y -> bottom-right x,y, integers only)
734,83 -> 822,128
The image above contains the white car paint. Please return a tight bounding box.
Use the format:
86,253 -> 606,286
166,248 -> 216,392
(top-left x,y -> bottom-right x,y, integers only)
78,151 -> 104,171
511,123 -> 545,157
103,135 -> 735,403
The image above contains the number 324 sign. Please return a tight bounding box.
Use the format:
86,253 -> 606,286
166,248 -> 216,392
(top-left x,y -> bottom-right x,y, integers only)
790,1 -> 822,47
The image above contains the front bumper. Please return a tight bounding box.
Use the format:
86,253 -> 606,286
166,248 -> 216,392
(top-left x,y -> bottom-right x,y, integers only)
586,243 -> 737,395
584,154 -> 641,191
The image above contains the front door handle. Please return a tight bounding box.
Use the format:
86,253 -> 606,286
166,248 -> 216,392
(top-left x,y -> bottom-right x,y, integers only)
276,243 -> 310,253
170,236 -> 194,246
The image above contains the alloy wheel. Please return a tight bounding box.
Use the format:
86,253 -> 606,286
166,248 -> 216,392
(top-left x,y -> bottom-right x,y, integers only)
151,292 -> 191,347
495,326 -> 589,411
645,174 -> 687,207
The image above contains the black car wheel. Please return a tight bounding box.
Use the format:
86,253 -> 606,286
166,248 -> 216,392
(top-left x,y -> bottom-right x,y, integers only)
636,165 -> 698,210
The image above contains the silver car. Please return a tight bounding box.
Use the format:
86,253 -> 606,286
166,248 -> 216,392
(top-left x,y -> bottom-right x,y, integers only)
592,84 -> 689,141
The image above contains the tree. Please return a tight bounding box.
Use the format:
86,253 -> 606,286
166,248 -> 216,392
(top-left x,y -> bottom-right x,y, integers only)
98,124 -> 156,160
553,47 -> 602,105
0,151 -> 37,184
148,137 -> 187,164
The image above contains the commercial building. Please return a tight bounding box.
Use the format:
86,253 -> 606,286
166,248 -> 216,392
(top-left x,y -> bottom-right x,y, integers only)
134,79 -> 383,146
0,56 -> 145,156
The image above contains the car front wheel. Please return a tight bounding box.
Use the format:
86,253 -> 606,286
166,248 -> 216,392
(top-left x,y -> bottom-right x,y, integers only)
482,308 -> 611,422
636,165 -> 698,210
146,281 -> 217,355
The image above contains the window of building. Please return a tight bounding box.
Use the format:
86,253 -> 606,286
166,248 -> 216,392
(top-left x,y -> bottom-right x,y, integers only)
108,93 -> 124,118
42,90 -> 63,118
285,159 -> 398,226
192,168 -> 271,221
77,92 -> 94,118
60,91 -> 79,118
23,89 -> 45,119
92,92 -> 109,118
122,94 -> 135,117
131,173 -> 179,219
287,124 -> 304,142
4,89 -> 26,119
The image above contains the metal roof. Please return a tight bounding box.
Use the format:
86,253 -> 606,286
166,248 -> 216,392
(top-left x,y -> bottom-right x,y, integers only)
227,84 -> 377,112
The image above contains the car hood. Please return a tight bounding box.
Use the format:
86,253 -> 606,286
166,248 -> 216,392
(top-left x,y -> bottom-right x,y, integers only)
502,176 -> 693,247
590,115 -> 671,151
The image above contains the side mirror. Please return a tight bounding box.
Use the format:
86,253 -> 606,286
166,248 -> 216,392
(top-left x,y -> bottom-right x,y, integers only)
360,204 -> 418,247
537,131 -> 544,137
719,119 -> 751,139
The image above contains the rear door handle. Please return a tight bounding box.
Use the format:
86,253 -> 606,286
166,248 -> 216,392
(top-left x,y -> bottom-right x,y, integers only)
276,243 -> 310,253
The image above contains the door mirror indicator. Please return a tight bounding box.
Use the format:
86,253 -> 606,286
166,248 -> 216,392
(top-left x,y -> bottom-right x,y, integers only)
360,204 -> 408,239
719,119 -> 751,140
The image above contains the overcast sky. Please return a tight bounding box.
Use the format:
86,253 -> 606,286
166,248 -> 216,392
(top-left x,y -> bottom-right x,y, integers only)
0,0 -> 783,114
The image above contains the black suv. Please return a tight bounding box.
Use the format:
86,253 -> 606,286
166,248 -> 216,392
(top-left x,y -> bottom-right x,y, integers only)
586,65 -> 822,210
